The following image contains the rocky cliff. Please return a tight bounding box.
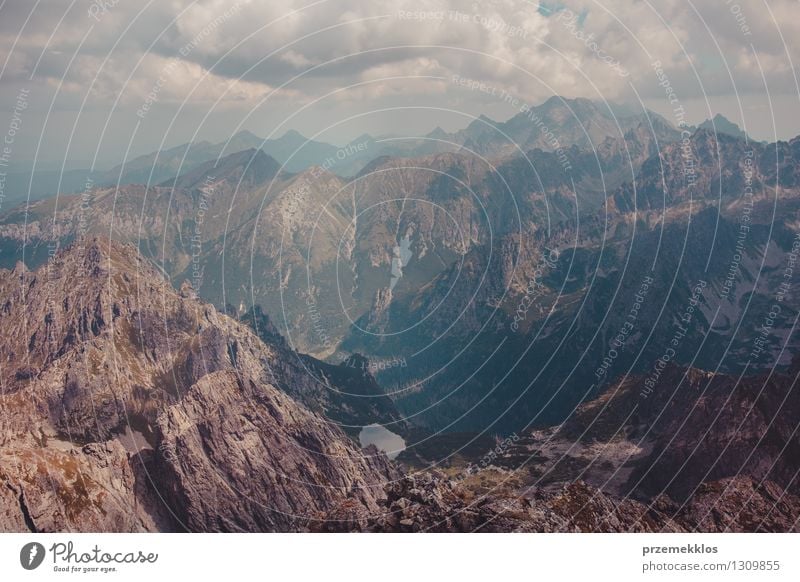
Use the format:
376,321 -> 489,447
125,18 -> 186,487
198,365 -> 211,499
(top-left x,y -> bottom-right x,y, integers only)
0,237 -> 393,532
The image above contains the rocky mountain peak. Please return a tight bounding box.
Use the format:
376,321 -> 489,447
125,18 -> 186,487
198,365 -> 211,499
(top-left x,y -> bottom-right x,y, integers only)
697,113 -> 750,140
0,238 -> 394,532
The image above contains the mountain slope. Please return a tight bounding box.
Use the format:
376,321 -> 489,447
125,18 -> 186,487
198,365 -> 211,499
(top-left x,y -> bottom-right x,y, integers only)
0,238 -> 393,532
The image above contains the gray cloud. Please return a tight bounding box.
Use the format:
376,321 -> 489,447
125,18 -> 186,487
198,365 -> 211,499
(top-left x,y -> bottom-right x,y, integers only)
0,0 -> 798,164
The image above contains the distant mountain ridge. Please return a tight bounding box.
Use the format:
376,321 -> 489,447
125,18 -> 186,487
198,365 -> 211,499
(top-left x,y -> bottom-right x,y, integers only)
0,97 -> 680,206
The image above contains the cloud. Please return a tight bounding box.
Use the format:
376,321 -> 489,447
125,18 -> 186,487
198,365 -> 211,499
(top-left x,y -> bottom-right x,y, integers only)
5,1 -> 798,100
0,0 -> 798,157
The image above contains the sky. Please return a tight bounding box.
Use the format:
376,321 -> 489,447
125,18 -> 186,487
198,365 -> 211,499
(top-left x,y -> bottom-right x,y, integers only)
0,0 -> 798,169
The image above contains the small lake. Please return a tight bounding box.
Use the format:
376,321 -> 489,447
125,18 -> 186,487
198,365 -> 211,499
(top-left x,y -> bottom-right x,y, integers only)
358,424 -> 406,460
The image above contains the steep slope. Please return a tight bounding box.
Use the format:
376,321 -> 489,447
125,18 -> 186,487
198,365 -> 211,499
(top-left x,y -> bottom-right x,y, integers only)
461,362 -> 800,525
3,123 -> 799,443
237,306 -> 405,436
339,128 -> 800,433
0,238 -> 392,532
325,360 -> 800,532
0,97 -> 682,360
613,131 -> 800,218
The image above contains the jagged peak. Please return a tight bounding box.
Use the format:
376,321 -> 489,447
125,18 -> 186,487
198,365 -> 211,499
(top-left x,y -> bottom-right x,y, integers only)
231,129 -> 261,141
279,128 -> 307,141
538,95 -> 594,111
426,126 -> 449,139
688,124 -> 744,146
61,235 -> 130,261
35,236 -> 166,291
697,113 -> 750,140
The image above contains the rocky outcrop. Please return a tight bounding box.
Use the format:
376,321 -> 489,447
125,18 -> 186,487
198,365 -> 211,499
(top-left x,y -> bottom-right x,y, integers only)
673,476 -> 800,532
0,439 -> 169,532
0,238 -> 392,532
318,472 -> 684,532
319,470 -> 800,533
540,363 -> 800,504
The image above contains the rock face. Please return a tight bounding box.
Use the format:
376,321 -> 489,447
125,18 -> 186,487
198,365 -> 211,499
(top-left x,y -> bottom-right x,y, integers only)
340,128 -> 800,433
2,112 -> 800,533
677,477 -> 800,532
530,363 -> 800,505
0,441 -> 169,532
237,307 -> 405,436
0,238 -> 392,532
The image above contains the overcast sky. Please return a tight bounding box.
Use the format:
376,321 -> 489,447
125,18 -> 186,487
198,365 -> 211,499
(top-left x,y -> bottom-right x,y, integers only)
1,0 -> 798,169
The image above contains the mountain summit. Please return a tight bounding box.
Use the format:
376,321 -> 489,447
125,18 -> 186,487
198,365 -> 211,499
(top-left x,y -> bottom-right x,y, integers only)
697,113 -> 751,141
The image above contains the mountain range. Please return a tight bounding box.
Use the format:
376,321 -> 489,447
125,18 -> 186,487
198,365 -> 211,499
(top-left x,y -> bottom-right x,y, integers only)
0,97 -> 797,532
0,98 -> 746,206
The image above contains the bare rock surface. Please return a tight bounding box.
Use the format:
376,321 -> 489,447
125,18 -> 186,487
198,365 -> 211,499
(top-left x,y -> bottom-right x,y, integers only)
0,238 -> 392,531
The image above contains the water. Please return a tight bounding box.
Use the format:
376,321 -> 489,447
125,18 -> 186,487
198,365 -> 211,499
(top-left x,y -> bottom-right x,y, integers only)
358,424 -> 406,460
